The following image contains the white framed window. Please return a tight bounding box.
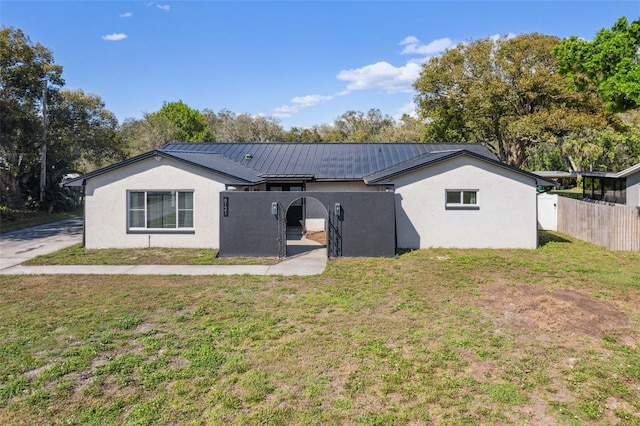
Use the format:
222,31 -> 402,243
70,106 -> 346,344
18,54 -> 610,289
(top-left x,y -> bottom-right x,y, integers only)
128,191 -> 194,230
445,190 -> 478,209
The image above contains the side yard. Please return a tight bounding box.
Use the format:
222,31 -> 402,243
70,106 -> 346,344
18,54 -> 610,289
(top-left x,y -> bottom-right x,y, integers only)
1,232 -> 639,425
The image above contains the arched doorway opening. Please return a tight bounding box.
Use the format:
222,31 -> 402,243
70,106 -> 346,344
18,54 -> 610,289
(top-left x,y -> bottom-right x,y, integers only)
284,196 -> 328,257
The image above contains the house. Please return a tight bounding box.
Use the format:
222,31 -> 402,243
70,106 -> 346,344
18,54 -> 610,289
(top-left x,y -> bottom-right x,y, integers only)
64,143 -> 554,256
580,162 -> 640,206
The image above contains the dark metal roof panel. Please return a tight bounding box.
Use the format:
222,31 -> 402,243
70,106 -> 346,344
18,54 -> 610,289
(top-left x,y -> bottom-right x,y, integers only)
164,152 -> 263,183
159,142 -> 499,180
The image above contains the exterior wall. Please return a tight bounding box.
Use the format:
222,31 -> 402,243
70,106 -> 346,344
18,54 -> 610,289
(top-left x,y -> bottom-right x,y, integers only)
626,171 -> 640,207
84,157 -> 225,249
392,156 -> 538,249
537,193 -> 558,231
304,181 -> 382,230
219,191 -> 396,257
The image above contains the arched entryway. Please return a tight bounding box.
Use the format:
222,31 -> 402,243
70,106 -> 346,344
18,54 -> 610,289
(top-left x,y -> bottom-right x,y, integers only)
283,196 -> 328,257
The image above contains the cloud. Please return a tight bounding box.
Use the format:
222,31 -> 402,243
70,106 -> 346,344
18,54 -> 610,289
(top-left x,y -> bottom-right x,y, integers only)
273,94 -> 333,118
399,36 -> 419,46
336,61 -> 422,94
102,33 -> 128,41
400,37 -> 455,55
156,4 -> 170,11
488,33 -> 517,41
397,101 -> 417,118
119,12 -> 133,18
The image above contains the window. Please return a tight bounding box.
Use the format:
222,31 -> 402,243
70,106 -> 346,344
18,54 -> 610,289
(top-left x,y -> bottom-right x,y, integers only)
445,190 -> 478,209
128,191 -> 194,230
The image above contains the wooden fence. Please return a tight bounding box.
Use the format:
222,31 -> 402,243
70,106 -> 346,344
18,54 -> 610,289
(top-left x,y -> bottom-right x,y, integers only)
556,196 -> 640,252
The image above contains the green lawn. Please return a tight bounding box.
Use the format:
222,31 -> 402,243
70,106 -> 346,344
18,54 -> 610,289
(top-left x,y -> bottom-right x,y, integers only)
0,207 -> 83,234
1,232 -> 639,425
24,244 -> 279,266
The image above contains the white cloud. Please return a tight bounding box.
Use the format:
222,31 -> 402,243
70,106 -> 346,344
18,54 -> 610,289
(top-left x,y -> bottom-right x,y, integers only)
102,33 -> 127,41
396,101 -> 417,118
119,12 -> 133,18
156,4 -> 170,11
400,37 -> 455,55
336,61 -> 422,94
399,35 -> 419,46
488,33 -> 516,41
274,94 -> 333,117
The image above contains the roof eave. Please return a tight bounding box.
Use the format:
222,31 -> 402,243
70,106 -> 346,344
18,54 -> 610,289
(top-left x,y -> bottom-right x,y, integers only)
63,150 -> 264,187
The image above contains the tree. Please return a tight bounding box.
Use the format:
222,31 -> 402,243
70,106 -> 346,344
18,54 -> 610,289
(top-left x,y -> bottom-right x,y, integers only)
1,27 -> 123,210
150,100 -> 210,142
283,126 -> 323,142
555,17 -> 640,113
1,27 -> 63,208
205,109 -> 283,142
414,33 -> 609,168
47,89 -> 125,171
380,114 -> 424,142
331,109 -> 395,142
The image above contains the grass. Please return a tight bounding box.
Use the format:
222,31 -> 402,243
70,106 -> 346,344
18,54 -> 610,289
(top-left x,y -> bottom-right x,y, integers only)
24,244 -> 280,266
550,187 -> 583,200
1,231 -> 639,425
0,207 -> 83,234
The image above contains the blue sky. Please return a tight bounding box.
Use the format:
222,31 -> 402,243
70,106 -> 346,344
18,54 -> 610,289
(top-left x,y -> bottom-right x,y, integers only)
3,1 -> 639,129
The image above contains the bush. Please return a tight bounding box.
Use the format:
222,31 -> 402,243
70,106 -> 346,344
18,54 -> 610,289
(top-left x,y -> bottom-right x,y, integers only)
0,206 -> 26,221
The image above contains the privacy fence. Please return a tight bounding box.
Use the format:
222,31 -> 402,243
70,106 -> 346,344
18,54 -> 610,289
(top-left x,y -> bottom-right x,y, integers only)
555,195 -> 640,252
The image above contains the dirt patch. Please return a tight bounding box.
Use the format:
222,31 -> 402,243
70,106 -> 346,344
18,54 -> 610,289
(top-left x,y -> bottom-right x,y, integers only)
477,282 -> 636,342
306,231 -> 327,246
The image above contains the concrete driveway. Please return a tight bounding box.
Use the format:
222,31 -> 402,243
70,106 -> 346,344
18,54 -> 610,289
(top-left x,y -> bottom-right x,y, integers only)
0,217 -> 83,271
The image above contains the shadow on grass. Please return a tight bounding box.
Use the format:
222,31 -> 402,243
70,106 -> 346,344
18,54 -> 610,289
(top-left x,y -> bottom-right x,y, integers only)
538,230 -> 572,247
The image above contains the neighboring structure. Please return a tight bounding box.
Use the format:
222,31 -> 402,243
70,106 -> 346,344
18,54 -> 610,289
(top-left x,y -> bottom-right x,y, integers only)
581,162 -> 640,206
65,143 -> 554,255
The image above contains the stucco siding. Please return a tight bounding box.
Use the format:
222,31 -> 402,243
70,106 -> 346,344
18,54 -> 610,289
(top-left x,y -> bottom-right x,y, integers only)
392,156 -> 538,249
626,171 -> 640,207
84,157 -> 225,249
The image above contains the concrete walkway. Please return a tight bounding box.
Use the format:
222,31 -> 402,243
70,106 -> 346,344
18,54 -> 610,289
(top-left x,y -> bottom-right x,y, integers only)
0,218 -> 327,276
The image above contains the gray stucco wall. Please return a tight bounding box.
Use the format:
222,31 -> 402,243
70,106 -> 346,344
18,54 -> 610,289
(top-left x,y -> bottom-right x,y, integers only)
627,170 -> 640,207
218,191 -> 396,257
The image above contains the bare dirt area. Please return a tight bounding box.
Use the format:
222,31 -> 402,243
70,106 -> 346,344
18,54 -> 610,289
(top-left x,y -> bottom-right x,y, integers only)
305,230 -> 327,245
477,281 -> 637,343
475,281 -> 640,424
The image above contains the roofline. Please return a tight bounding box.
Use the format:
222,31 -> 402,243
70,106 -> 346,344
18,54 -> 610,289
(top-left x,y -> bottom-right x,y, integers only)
63,150 -> 264,187
617,162 -> 640,178
365,149 -> 558,187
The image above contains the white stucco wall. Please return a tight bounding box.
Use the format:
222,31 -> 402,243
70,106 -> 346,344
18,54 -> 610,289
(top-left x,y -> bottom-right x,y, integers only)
626,171 -> 640,207
537,193 -> 558,231
84,156 -> 225,249
392,156 -> 538,249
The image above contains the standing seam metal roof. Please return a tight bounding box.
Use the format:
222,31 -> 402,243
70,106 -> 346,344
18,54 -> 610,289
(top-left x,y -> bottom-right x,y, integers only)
159,142 -> 498,180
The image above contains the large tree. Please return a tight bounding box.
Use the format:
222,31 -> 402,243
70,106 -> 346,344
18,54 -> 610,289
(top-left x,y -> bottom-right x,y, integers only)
1,27 -> 123,210
555,17 -> 640,113
150,100 -> 211,142
1,27 -> 63,208
330,109 -> 395,142
205,109 -> 283,142
414,33 -> 609,168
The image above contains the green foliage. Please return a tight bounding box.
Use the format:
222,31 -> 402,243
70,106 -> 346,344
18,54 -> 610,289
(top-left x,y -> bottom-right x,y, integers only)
555,17 -> 640,113
150,100 -> 211,142
414,33 -> 610,168
0,27 -> 123,211
205,108 -> 284,142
